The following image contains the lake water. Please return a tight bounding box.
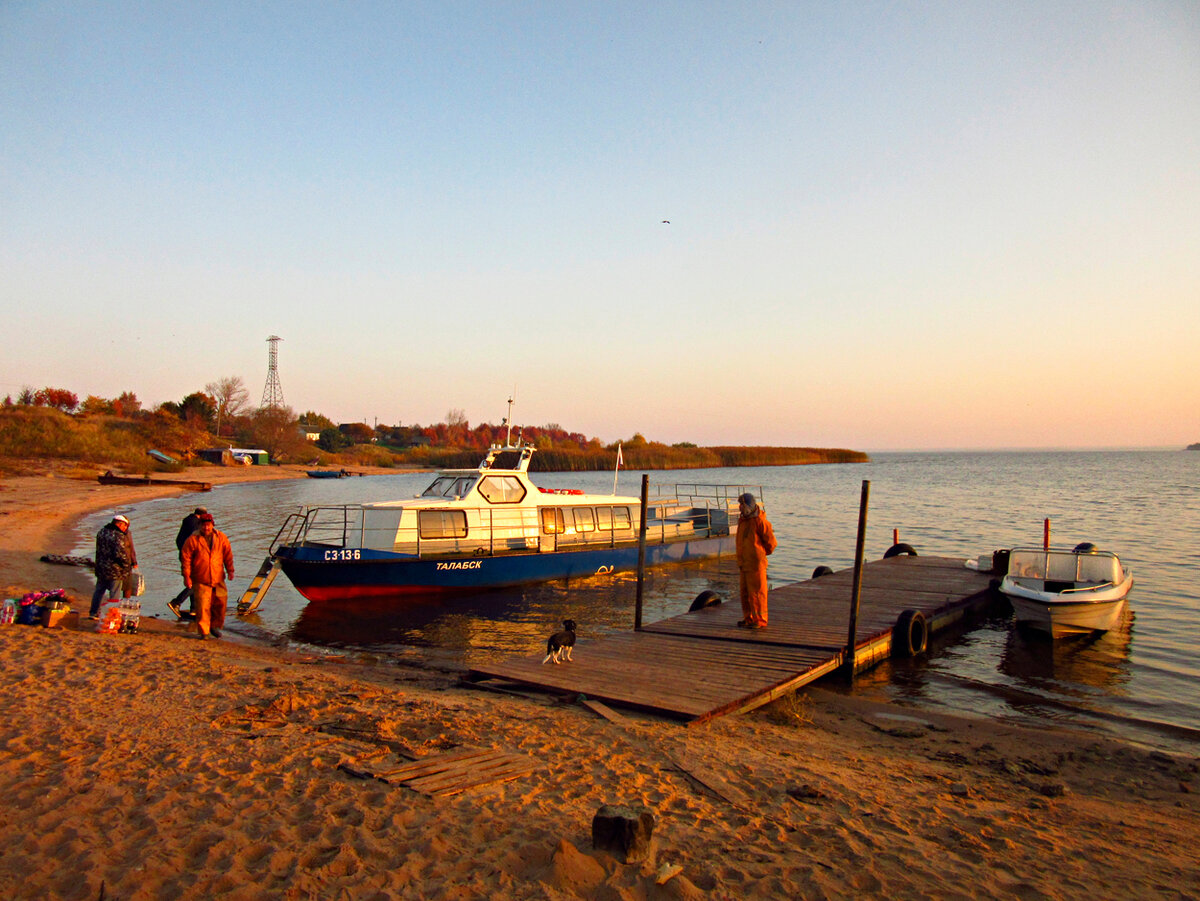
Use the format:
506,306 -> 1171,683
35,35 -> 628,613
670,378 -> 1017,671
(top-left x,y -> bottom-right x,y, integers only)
74,450 -> 1200,752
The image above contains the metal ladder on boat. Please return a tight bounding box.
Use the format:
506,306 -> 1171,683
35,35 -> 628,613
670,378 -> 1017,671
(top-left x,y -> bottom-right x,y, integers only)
236,556 -> 282,615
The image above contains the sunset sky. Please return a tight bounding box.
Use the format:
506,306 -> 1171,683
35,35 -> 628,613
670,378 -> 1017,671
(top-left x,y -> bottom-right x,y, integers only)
3,2 -> 1197,450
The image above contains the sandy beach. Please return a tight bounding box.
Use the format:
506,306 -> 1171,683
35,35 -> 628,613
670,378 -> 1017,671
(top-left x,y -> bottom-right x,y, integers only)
1,464 -> 1198,899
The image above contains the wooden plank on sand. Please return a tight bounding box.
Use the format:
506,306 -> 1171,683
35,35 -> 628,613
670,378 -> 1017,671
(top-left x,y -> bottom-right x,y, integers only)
379,747 -> 538,797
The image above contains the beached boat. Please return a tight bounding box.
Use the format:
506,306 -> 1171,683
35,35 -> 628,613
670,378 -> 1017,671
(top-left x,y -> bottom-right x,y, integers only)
999,544 -> 1133,638
97,471 -> 213,491
306,469 -> 348,479
270,443 -> 754,601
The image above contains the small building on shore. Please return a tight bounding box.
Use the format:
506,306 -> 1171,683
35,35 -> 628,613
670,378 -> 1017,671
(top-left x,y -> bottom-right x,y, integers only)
197,447 -> 270,465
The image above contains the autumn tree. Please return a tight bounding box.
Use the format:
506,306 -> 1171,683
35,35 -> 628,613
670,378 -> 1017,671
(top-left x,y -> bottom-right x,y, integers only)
205,376 -> 249,437
178,392 -> 217,429
244,406 -> 306,461
113,391 -> 141,417
299,410 -> 336,432
80,395 -> 114,415
317,427 -> 351,451
339,422 -> 375,444
32,387 -> 79,412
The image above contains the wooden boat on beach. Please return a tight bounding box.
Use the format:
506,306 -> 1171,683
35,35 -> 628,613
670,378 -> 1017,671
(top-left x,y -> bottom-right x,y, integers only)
1000,544 -> 1133,638
306,469 -> 349,479
269,442 -> 757,602
98,471 -> 212,491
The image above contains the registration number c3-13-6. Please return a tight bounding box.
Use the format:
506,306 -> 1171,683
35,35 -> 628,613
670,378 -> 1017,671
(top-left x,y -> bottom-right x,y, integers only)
323,549 -> 361,561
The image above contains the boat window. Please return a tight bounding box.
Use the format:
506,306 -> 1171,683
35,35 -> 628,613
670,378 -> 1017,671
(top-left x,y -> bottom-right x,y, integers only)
478,475 -> 527,504
418,510 -> 468,539
597,506 -> 633,531
1008,550 -> 1046,579
573,508 -> 595,533
421,476 -> 477,498
541,508 -> 566,534
1046,554 -> 1078,582
1077,554 -> 1119,583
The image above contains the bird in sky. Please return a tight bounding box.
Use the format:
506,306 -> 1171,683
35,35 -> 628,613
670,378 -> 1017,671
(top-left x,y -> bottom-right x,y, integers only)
661,220 -> 670,224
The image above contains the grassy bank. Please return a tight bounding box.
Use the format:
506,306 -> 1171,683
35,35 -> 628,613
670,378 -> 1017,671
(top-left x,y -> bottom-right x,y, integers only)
0,405 -> 867,475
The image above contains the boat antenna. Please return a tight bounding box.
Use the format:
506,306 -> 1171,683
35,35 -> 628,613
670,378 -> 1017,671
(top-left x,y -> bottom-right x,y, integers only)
504,393 -> 515,447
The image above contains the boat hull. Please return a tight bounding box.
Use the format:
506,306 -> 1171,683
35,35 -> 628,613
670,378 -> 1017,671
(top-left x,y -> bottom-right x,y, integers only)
277,534 -> 734,601
1003,580 -> 1133,638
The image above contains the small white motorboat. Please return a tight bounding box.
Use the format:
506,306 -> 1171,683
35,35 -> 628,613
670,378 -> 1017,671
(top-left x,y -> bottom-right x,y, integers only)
999,543 -> 1133,638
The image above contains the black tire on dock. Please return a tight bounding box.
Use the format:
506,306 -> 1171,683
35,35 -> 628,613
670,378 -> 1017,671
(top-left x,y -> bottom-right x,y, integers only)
689,590 -> 723,612
893,609 -> 928,657
883,542 -> 919,558
812,565 -> 834,579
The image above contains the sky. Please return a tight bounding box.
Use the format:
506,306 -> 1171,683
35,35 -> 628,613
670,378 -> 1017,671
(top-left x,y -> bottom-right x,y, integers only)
2,2 -> 1198,451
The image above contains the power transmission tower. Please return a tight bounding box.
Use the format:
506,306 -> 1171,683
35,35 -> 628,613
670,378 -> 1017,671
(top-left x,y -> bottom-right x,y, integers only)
260,335 -> 285,408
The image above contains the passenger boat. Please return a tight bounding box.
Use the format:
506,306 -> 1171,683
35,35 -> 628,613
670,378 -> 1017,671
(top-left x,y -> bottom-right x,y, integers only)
270,443 -> 754,601
999,544 -> 1133,638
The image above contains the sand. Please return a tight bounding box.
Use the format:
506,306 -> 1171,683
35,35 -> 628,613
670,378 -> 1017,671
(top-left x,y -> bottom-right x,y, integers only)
1,464 -> 1198,899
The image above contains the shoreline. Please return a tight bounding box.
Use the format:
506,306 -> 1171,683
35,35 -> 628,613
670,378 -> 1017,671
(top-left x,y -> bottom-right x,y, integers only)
0,460 -> 406,603
1,463 -> 1198,898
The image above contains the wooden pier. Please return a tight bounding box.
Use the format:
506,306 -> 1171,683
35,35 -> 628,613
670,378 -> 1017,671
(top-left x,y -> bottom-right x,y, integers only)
465,555 -> 996,724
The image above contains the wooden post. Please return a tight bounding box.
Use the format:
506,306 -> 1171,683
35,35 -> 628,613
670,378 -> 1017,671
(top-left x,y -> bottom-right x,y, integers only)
634,473 -> 649,631
845,480 -> 870,680
1043,517 -> 1051,550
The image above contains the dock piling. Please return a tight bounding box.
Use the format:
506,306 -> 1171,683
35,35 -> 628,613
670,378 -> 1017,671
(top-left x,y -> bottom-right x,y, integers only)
634,474 -> 649,631
845,479 -> 870,679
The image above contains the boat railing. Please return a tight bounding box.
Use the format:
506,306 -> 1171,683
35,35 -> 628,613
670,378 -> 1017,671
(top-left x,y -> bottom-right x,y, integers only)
662,483 -> 763,510
1055,581 -> 1118,593
271,506 -> 365,555
273,488 -> 749,559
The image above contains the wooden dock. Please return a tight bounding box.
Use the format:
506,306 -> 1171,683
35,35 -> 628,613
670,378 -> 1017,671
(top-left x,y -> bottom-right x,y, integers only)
465,555 -> 996,723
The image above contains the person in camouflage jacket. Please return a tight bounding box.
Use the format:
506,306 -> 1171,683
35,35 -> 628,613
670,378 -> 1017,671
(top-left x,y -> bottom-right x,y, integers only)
89,514 -> 138,617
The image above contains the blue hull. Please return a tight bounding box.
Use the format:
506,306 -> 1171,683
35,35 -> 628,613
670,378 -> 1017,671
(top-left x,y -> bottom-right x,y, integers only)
276,535 -> 734,601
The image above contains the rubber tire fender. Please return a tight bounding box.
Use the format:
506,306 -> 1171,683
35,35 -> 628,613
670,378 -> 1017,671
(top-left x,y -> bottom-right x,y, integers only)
883,542 -> 919,558
688,589 -> 723,612
811,565 -> 834,579
893,609 -> 928,657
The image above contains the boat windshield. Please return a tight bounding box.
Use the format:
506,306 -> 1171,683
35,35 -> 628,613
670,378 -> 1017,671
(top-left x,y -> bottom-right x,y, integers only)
421,475 -> 478,499
1008,549 -> 1121,583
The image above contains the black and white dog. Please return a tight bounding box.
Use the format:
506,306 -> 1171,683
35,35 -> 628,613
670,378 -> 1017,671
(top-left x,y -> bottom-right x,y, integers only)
541,619 -> 577,664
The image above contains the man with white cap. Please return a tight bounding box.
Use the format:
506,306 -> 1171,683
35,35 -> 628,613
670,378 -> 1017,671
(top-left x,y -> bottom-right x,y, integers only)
88,513 -> 138,618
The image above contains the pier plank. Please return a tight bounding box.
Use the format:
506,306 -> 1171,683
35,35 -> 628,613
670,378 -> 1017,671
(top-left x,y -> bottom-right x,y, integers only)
467,556 -> 994,722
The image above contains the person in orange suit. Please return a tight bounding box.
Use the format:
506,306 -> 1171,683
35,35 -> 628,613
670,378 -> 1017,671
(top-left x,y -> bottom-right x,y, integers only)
180,512 -> 235,640
735,492 -> 777,629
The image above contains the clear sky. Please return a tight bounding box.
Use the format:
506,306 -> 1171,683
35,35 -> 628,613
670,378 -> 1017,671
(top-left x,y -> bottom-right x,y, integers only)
2,2 -> 1197,450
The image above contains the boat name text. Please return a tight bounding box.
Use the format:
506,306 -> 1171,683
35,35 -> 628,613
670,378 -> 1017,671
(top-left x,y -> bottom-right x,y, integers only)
436,561 -> 483,570
323,549 -> 362,561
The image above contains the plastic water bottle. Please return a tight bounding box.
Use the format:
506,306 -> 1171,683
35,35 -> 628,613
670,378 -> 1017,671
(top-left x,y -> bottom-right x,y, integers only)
128,599 -> 140,634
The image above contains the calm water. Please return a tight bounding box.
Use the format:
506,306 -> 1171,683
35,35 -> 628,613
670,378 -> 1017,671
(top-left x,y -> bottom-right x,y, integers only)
74,450 -> 1200,752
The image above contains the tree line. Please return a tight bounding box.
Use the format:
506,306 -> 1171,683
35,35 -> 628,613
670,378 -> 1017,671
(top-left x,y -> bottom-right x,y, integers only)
1,382 -> 868,471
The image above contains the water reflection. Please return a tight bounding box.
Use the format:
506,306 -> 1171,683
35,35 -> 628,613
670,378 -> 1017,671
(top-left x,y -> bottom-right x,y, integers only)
276,558 -> 743,670
1001,608 -> 1135,694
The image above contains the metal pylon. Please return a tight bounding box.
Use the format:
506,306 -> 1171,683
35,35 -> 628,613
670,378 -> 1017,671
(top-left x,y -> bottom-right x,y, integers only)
261,335 -> 285,408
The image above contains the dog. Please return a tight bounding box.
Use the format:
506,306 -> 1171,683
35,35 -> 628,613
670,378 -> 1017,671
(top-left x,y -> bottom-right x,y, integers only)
541,619 -> 577,664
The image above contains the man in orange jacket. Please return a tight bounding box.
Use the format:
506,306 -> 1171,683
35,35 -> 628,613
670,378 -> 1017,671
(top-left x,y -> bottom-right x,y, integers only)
180,512 -> 235,640
735,492 -> 777,629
